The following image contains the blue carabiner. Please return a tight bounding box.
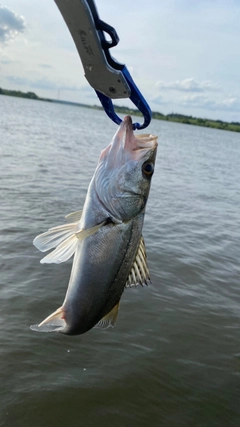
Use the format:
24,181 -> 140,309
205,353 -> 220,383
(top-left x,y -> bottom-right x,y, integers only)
96,66 -> 152,131
54,0 -> 152,130
79,0 -> 152,130
93,13 -> 152,130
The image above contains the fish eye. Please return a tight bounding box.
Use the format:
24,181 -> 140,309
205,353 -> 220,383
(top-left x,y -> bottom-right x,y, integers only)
142,162 -> 154,177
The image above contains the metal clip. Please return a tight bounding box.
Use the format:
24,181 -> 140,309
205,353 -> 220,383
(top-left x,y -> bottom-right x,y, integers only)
54,0 -> 152,130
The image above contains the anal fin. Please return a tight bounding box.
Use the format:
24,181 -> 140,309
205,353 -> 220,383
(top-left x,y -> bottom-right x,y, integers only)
95,302 -> 120,329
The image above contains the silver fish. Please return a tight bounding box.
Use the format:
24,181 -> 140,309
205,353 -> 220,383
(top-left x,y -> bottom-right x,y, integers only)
31,116 -> 158,335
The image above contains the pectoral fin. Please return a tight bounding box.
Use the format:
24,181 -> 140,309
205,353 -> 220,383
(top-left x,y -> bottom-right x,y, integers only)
75,221 -> 106,239
34,220 -> 106,264
33,221 -> 79,252
95,302 -> 120,329
30,307 -> 66,333
65,210 -> 83,223
33,208 -> 83,253
125,236 -> 151,288
40,234 -> 79,264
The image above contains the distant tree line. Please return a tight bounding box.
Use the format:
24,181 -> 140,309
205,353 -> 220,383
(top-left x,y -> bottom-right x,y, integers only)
0,88 -> 39,99
1,87 -> 239,133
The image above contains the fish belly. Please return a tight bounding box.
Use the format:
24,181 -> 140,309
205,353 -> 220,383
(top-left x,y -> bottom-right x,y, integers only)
62,215 -> 144,334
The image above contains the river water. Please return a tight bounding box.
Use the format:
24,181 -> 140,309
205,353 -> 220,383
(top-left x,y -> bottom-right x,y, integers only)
1,95 -> 240,427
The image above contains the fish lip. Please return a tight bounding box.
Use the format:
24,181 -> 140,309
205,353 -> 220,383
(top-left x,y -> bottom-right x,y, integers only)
121,116 -> 158,156
122,115 -> 133,129
99,115 -> 157,164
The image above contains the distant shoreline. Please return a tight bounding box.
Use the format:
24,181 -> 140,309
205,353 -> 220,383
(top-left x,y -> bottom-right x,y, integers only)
1,87 -> 239,133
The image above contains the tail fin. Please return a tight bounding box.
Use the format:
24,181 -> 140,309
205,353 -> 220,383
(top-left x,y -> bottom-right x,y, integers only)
30,307 -> 66,333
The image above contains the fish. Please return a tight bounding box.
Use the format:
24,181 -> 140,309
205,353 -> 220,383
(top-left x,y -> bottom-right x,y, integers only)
31,116 -> 158,335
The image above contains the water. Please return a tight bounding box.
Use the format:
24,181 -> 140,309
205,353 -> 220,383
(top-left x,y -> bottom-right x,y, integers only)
1,95 -> 240,427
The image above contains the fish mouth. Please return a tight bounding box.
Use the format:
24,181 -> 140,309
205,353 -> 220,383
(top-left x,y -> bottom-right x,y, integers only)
119,116 -> 158,162
121,116 -> 157,151
99,116 -> 158,164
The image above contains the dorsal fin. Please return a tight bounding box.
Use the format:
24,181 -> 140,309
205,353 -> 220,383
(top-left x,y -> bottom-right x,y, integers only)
95,302 -> 120,329
125,236 -> 151,288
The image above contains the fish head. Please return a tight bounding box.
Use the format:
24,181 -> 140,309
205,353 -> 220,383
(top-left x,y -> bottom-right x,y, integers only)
95,116 -> 158,222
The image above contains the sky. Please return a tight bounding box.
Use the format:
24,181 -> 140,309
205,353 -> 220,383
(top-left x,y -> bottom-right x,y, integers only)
0,0 -> 240,122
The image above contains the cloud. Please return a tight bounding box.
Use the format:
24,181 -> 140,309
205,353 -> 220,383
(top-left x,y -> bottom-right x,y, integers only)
77,85 -> 96,97
39,63 -> 53,69
0,4 -> 26,44
152,90 -> 240,117
5,75 -> 53,89
150,95 -> 169,106
5,74 -> 96,96
156,78 -> 218,93
0,57 -> 11,64
181,94 -> 240,112
6,75 -> 64,91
